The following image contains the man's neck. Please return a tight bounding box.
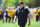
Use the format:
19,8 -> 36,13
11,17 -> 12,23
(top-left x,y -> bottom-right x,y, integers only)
20,8 -> 21,9
19,6 -> 24,9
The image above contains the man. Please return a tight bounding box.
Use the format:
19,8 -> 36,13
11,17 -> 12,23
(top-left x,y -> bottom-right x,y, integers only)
35,8 -> 40,23
0,8 -> 4,23
38,10 -> 40,21
5,7 -> 11,23
13,1 -> 30,27
9,8 -> 16,23
5,7 -> 16,23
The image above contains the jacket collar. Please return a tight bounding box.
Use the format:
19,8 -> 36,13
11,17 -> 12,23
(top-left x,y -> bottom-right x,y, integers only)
19,6 -> 24,10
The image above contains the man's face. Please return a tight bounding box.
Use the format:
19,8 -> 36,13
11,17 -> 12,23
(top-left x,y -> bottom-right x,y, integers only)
19,4 -> 23,8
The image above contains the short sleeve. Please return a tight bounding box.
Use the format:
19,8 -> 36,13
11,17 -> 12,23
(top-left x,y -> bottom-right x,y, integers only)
25,8 -> 30,14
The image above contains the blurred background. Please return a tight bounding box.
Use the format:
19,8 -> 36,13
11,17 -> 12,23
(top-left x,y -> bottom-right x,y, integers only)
0,0 -> 40,27
0,0 -> 40,9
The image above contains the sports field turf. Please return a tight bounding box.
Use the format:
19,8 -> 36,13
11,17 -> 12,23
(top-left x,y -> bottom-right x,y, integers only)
0,18 -> 40,27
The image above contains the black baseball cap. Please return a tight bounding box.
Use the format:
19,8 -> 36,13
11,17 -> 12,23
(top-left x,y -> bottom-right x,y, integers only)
18,1 -> 24,5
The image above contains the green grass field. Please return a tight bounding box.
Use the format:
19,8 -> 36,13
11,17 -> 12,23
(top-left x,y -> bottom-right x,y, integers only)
0,18 -> 40,27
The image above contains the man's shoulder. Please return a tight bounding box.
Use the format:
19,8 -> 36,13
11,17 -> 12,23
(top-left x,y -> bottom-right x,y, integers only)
24,7 -> 28,10
16,8 -> 20,11
24,7 -> 29,11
